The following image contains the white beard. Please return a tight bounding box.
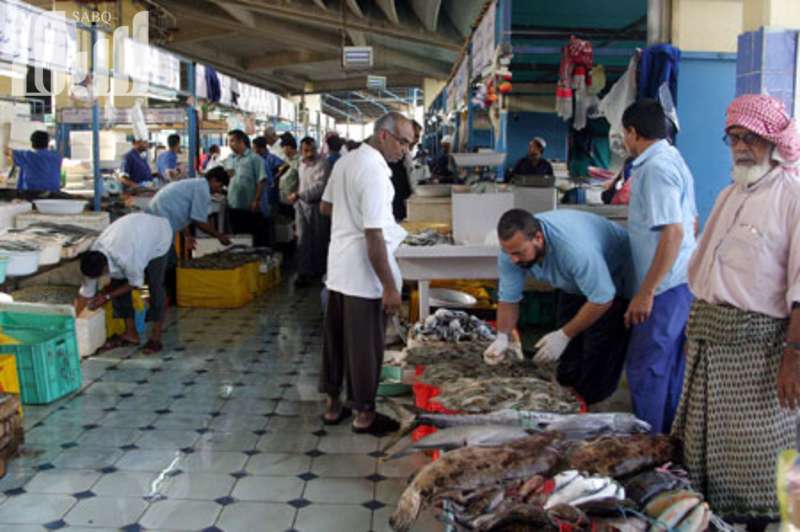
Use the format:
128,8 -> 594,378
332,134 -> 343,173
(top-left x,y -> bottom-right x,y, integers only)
731,161 -> 773,186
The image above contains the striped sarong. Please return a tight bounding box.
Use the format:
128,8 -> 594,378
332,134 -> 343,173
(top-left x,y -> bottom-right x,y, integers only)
671,300 -> 793,521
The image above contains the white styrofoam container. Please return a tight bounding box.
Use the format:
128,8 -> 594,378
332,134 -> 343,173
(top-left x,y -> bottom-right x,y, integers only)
0,201 -> 32,231
452,191 -> 514,245
33,199 -> 87,215
15,211 -> 110,232
3,249 -> 40,276
76,308 -> 106,358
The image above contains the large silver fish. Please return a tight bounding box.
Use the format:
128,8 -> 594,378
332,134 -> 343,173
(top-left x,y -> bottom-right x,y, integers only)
384,424 -> 533,459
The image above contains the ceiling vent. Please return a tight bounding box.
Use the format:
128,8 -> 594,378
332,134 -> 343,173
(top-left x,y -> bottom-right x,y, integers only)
342,46 -> 373,69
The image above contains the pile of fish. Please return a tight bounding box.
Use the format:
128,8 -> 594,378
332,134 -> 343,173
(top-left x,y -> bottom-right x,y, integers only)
389,432 -> 680,531
21,222 -> 99,246
11,285 -> 76,305
411,309 -> 496,343
433,377 -> 580,414
383,406 -> 652,459
180,247 -> 276,270
403,229 -> 454,247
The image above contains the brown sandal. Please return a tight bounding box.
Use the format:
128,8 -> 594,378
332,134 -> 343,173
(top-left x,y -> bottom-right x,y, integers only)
142,339 -> 163,354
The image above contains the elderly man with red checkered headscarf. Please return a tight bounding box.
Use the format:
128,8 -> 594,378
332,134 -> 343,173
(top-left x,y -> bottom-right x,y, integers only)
671,94 -> 800,529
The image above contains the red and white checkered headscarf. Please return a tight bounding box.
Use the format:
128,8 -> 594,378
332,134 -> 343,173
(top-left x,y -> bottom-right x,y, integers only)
726,94 -> 800,164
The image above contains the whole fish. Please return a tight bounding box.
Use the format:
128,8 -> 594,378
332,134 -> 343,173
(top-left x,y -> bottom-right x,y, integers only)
568,434 -> 676,477
389,432 -> 565,532
544,475 -> 611,509
623,469 -> 690,506
384,424 -> 532,460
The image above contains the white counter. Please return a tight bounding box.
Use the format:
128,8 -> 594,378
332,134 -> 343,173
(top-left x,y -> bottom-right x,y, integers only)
396,244 -> 499,319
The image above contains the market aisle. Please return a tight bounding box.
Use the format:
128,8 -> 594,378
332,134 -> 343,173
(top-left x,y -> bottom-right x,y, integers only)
0,283 -> 442,532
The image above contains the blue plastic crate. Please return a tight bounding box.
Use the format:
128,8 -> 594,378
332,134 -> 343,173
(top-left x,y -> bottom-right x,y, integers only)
3,327 -> 81,405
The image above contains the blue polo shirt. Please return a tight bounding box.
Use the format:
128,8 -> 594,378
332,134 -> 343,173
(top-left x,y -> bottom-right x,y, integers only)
498,210 -> 633,304
146,178 -> 211,232
156,150 -> 178,180
628,139 -> 697,295
13,149 -> 62,192
121,148 -> 153,184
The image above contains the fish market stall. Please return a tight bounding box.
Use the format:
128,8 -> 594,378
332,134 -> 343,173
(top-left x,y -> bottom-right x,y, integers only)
397,245 -> 499,320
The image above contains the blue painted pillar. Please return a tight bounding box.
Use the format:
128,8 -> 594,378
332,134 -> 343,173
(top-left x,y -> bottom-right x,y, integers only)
186,61 -> 198,177
496,110 -> 508,181
90,23 -> 102,211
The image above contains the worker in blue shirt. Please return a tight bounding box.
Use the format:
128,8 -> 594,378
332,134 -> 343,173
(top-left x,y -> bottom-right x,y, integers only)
6,130 -> 62,192
119,138 -> 154,188
252,136 -> 284,247
156,134 -> 182,181
621,99 -> 697,434
486,209 -> 633,405
146,166 -> 232,250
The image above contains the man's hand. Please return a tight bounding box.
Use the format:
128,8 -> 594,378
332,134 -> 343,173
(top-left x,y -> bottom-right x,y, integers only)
778,348 -> 800,409
250,200 -> 259,213
88,294 -> 109,311
382,287 -> 401,315
287,192 -> 298,205
218,235 -> 232,246
625,290 -> 654,327
483,333 -> 510,365
184,235 -> 197,251
533,329 -> 570,364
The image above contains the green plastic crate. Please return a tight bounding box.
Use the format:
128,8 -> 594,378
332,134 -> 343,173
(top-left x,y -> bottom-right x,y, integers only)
0,306 -> 81,405
4,328 -> 81,404
378,365 -> 411,397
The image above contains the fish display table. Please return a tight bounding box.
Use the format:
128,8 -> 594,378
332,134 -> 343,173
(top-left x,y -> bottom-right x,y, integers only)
396,244 -> 499,320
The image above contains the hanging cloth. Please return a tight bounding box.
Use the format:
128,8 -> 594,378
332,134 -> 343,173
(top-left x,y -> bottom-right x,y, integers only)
556,36 -> 593,129
637,44 -> 680,103
205,66 -> 221,103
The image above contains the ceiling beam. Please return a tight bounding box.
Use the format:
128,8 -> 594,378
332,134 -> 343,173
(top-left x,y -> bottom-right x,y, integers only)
246,51 -> 338,72
224,0 -> 462,51
167,27 -> 238,45
212,1 -> 256,28
411,0 -> 442,32
376,0 -> 400,25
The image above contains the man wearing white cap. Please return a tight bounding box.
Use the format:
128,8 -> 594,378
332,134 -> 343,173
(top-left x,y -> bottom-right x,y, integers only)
431,134 -> 455,181
510,137 -> 554,177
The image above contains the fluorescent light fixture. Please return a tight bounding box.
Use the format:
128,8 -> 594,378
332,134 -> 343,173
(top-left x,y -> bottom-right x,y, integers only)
144,86 -> 178,102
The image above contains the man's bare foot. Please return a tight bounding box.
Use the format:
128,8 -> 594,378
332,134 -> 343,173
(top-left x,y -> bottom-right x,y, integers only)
352,410 -> 375,429
323,396 -> 343,422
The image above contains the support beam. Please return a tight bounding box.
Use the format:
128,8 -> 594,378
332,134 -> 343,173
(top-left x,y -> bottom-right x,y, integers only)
246,51 -> 338,72
212,1 -> 256,28
306,74 -> 426,93
411,0 -> 442,32
376,0 -> 400,25
167,27 -> 238,45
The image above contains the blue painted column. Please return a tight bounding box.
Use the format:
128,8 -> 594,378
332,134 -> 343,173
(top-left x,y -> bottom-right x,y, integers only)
90,22 -> 102,212
495,0 -> 511,180
186,61 -> 198,177
736,27 -> 799,114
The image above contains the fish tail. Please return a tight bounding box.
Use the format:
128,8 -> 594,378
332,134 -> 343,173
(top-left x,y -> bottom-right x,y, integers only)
381,400 -> 419,456
389,490 -> 422,532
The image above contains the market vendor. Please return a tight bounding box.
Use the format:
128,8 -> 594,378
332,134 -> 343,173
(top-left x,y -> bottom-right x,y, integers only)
508,137 -> 554,178
119,137 -> 155,188
431,134 -> 454,181
156,134 -> 183,181
621,100 -> 697,434
76,212 -> 173,355
146,166 -> 232,250
6,130 -> 62,192
672,94 -> 800,527
485,208 -> 632,406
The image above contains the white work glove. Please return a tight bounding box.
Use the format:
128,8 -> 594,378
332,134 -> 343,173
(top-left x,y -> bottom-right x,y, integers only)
533,329 -> 570,364
483,333 -> 509,366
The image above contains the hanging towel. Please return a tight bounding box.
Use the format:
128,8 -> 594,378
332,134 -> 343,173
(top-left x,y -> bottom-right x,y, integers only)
205,66 -> 221,103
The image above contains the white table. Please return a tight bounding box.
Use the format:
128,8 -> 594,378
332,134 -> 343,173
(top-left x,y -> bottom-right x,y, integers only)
396,244 -> 500,320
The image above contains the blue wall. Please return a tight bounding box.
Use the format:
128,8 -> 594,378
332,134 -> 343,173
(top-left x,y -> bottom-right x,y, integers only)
675,53 -> 737,227
506,112 -> 569,166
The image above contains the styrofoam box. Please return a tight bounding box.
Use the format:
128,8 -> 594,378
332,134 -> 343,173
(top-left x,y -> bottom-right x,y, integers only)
0,201 -> 32,231
76,308 -> 106,358
194,235 -> 253,257
452,191 -> 514,245
16,211 -> 110,233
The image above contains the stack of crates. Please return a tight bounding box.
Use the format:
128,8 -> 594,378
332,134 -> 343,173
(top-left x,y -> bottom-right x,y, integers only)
0,302 -> 81,405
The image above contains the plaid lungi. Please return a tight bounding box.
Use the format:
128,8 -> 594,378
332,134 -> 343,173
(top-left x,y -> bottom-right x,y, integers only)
671,300 -> 793,521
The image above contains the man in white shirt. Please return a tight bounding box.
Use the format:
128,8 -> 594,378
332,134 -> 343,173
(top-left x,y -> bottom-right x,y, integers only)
319,111 -> 413,436
76,213 -> 174,354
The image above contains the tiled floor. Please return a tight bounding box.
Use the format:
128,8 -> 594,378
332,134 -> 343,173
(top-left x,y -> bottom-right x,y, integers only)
2,282 -> 442,532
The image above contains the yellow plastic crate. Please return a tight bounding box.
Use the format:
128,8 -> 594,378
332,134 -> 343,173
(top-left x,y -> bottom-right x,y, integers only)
244,262 -> 260,295
0,354 -> 24,416
105,289 -> 146,338
177,266 -> 252,309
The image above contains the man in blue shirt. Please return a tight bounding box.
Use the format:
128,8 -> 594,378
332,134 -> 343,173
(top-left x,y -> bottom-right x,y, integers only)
156,134 -> 182,181
621,99 -> 697,433
146,166 -> 231,249
252,136 -> 284,247
486,208 -> 633,405
7,131 -> 62,192
119,138 -> 154,188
